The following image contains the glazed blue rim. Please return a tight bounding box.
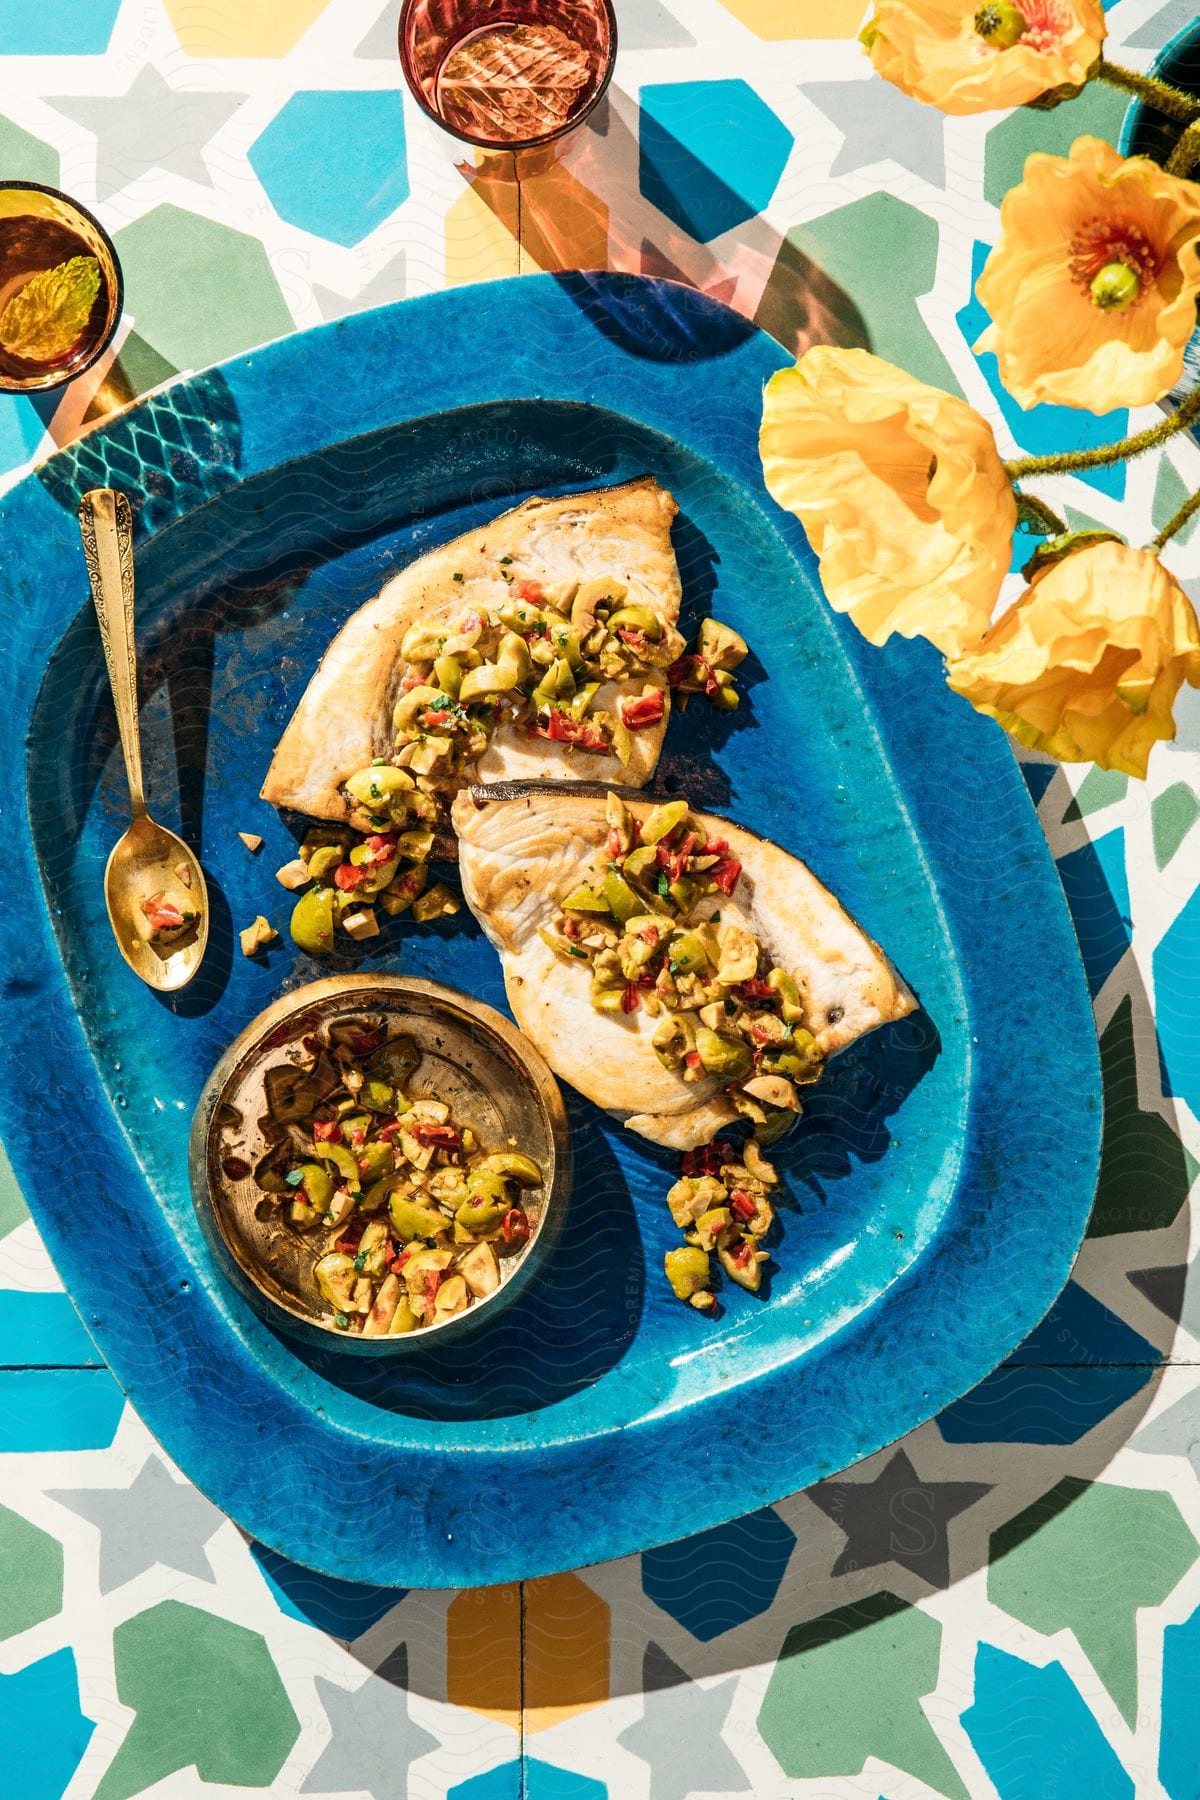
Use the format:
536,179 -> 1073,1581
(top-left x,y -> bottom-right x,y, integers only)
1117,15 -> 1200,156
0,274 -> 1100,1585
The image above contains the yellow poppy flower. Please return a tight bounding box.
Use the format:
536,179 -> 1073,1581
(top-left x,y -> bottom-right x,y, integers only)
863,0 -> 1105,115
760,347 -> 1016,657
946,539 -> 1200,777
975,136 -> 1200,411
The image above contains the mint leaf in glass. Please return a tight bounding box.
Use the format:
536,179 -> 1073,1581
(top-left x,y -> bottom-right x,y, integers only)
0,254 -> 101,362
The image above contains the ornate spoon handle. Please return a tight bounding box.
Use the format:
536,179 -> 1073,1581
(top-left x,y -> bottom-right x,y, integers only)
78,488 -> 145,821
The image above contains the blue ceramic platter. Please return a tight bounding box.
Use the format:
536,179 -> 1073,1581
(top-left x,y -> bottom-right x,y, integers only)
0,275 -> 1100,1585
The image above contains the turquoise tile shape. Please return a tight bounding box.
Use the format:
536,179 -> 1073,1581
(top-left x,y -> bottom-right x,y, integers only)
0,1291 -> 100,1366
251,1541 -> 405,1638
639,80 -> 793,241
937,1283 -> 1156,1444
1057,830 -> 1132,998
641,1507 -> 796,1640
449,1766 -> 522,1800
450,1768 -> 522,1800
1153,885 -> 1200,1125
0,1648 -> 95,1800
0,1370 -> 123,1452
248,89 -> 409,247
526,1763 -> 608,1800
957,242 -> 1128,500
0,394 -> 48,483
1161,1600 -> 1200,1799
0,0 -> 119,53
962,1644 -> 1134,1800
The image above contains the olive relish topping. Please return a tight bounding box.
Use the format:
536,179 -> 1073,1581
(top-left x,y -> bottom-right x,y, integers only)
248,1018 -> 544,1335
331,576 -> 749,838
543,791 -> 823,1142
280,823 -> 459,955
664,1138 -> 778,1311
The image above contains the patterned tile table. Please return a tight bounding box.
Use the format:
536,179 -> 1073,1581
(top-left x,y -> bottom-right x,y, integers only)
2,1 -> 1200,1794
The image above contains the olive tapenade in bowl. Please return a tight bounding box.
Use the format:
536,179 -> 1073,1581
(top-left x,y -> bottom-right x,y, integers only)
190,976 -> 570,1352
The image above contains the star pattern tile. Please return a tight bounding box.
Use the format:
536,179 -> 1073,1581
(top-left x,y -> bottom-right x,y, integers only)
617,1644 -> 750,1800
47,64 -> 244,203
49,1454 -> 225,1593
301,1657 -> 439,1797
804,77 -> 946,185
809,1449 -> 991,1587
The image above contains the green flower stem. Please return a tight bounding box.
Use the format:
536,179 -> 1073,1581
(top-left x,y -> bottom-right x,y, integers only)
1004,385 -> 1200,479
1094,58 -> 1200,125
1167,119 -> 1200,176
1150,482 -> 1200,550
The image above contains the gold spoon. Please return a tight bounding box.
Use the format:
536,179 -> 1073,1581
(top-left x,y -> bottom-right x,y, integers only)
78,488 -> 209,992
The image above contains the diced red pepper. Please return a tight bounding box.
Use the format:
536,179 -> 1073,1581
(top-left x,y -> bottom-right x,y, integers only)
313,1119 -> 343,1143
701,839 -> 729,857
732,1239 -> 755,1270
343,1117 -> 370,1146
409,1122 -> 463,1153
343,1028 -> 383,1054
424,1271 -> 442,1307
362,835 -> 397,862
617,627 -> 654,657
502,1207 -> 530,1247
401,670 -> 423,691
392,1246 -> 412,1272
147,905 -> 186,932
621,983 -> 641,1014
711,857 -> 742,896
684,1050 -> 704,1073
667,654 -> 706,689
681,1140 -> 737,1177
334,862 -> 370,892
420,708 -> 454,729
729,1190 -> 757,1224
139,890 -> 165,919
606,827 -> 624,859
375,1119 -> 407,1143
737,978 -> 776,1002
562,916 -> 581,941
538,709 -> 610,753
667,830 -> 697,885
514,578 -> 544,603
620,690 -> 665,730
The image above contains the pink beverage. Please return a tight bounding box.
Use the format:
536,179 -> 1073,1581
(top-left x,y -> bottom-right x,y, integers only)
399,0 -> 616,151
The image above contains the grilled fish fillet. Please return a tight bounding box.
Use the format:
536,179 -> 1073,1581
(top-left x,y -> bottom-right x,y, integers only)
262,477 -> 681,825
453,784 -> 916,1151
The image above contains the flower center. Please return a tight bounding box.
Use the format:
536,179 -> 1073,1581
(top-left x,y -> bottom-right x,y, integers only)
974,1 -> 1026,48
974,0 -> 1069,50
1069,218 -> 1160,309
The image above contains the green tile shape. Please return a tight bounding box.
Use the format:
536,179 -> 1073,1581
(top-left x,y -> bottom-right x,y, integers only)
1153,459 -> 1200,548
1063,767 -> 1128,823
112,204 -> 293,375
989,1477 -> 1198,1724
0,1504 -> 63,1639
93,1600 -> 299,1800
776,194 -> 961,394
0,1141 -> 29,1240
758,1592 -> 967,1798
0,114 -> 59,187
1088,994 -> 1197,1237
983,79 -> 1127,207
1153,782 -> 1200,871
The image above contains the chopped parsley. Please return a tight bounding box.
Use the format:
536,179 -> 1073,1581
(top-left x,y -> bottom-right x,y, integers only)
499,554 -> 513,565
453,572 -> 464,583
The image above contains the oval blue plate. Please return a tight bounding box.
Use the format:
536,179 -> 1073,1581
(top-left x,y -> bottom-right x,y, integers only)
0,274 -> 1099,1585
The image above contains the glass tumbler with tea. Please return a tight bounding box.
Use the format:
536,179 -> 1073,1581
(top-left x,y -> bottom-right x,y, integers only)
0,182 -> 123,395
399,0 -> 617,151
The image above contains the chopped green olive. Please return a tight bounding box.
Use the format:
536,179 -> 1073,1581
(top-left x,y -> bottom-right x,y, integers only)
388,1195 -> 450,1242
606,604 -> 663,641
290,885 -> 336,955
474,1152 -> 543,1187
562,885 -> 611,914
603,871 -> 641,922
359,1078 -> 395,1113
668,930 -> 709,975
695,1027 -> 753,1079
640,800 -> 689,845
664,1245 -> 712,1301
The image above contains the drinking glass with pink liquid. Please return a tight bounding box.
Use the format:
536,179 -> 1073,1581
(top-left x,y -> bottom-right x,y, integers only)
399,0 -> 617,151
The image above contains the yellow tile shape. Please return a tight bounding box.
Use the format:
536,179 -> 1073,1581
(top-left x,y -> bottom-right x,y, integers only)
524,1573 -> 610,1733
162,0 -> 330,58
717,0 -> 869,39
445,180 -> 523,286
446,1585 -> 522,1728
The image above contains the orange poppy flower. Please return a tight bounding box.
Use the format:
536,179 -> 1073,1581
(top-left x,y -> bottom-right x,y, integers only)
975,136 -> 1200,411
760,348 -> 1015,657
863,0 -> 1105,115
946,539 -> 1200,776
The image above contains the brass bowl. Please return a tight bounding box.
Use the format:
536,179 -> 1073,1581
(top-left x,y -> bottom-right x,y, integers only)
189,976 -> 571,1354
